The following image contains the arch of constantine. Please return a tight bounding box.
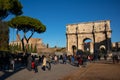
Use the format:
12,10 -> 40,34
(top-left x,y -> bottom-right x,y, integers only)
66,20 -> 112,55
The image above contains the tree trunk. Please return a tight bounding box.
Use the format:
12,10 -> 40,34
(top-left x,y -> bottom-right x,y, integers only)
21,38 -> 25,52
24,31 -> 34,52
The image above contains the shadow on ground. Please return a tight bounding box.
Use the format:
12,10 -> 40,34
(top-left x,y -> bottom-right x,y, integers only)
0,67 -> 25,80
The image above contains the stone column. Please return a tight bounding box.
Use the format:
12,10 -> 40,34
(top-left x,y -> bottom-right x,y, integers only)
90,42 -> 94,54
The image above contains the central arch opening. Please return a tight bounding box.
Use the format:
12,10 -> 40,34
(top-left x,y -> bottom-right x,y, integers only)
83,38 -> 92,52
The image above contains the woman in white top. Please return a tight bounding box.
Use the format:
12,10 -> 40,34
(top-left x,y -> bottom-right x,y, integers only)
42,55 -> 46,71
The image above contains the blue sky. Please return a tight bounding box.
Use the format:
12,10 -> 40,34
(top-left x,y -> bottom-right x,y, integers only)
9,0 -> 120,47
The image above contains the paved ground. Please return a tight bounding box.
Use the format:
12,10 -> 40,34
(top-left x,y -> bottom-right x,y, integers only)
60,61 -> 120,80
0,60 -> 120,80
0,63 -> 78,80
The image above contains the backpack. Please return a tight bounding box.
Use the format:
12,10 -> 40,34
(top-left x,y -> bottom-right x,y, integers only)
31,61 -> 35,69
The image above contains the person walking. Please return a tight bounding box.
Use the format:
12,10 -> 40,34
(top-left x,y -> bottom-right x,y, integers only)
42,55 -> 47,71
54,55 -> 58,64
10,58 -> 15,71
27,54 -> 32,71
63,54 -> 67,64
71,55 -> 75,65
46,54 -> 52,70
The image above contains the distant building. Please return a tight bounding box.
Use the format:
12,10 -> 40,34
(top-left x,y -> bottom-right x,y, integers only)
9,34 -> 46,52
112,42 -> 116,48
112,42 -> 120,51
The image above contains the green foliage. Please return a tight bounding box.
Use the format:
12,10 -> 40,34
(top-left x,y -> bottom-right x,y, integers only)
33,45 -> 37,53
26,44 -> 37,53
9,44 -> 22,53
0,21 -> 9,50
8,16 -> 46,52
27,44 -> 33,53
0,0 -> 22,52
47,43 -> 49,48
8,16 -> 46,34
27,44 -> 31,52
30,44 -> 33,52
0,0 -> 23,20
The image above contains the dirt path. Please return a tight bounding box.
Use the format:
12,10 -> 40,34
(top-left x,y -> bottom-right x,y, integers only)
60,61 -> 120,80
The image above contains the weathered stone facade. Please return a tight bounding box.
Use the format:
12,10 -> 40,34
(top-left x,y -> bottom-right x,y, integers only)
112,42 -> 120,51
66,20 -> 112,55
9,34 -> 46,52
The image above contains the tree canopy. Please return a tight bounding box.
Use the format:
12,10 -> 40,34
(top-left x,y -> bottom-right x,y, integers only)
8,16 -> 46,52
8,16 -> 46,34
0,0 -> 23,20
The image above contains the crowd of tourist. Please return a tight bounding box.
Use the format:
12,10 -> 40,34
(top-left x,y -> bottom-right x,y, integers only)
0,51 -> 120,73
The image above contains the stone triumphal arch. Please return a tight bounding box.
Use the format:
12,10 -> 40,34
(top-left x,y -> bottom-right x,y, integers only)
66,20 -> 112,55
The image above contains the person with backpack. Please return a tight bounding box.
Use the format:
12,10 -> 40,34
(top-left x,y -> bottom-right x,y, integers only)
31,60 -> 35,69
